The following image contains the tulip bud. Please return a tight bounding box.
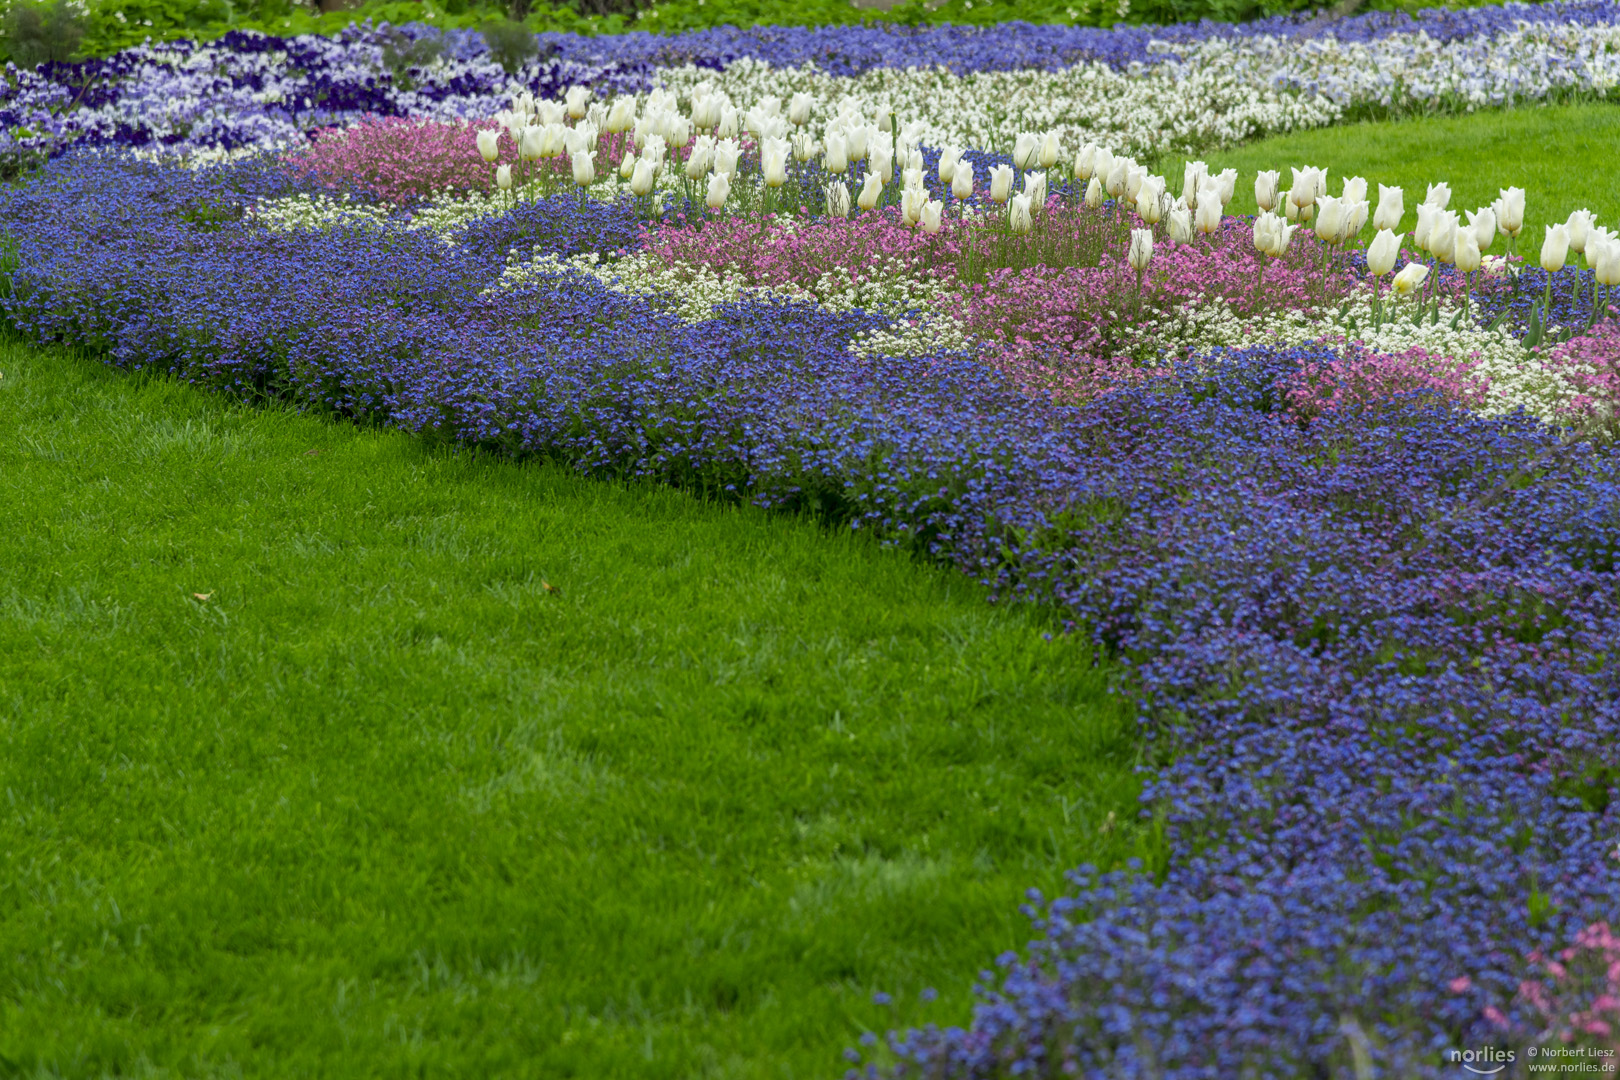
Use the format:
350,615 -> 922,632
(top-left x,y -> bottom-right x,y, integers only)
1367,228 -> 1401,276
826,181 -> 851,219
1136,183 -> 1162,225
495,164 -> 512,190
630,159 -> 656,197
1039,131 -> 1061,170
824,134 -> 848,173
1254,169 -> 1280,213
1541,223 -> 1570,273
1194,197 -> 1222,236
1128,228 -> 1153,273
989,164 -> 1014,204
920,198 -> 944,235
1085,176 -> 1105,209
1167,206 -> 1192,244
1391,261 -> 1429,296
1283,195 -> 1303,223
1497,186 -> 1526,237
1346,200 -> 1369,238
938,147 -> 962,183
1566,208 -> 1595,254
857,172 -> 883,212
1424,181 -> 1451,210
477,129 -> 501,163
1214,169 -> 1237,208
619,150 -> 638,181
1466,206 -> 1496,252
1373,185 -> 1403,232
1074,143 -> 1098,181
792,132 -> 818,164
1024,171 -> 1047,214
1008,193 -> 1033,235
788,92 -> 813,127
571,148 -> 595,188
952,161 -> 975,202
705,170 -> 730,210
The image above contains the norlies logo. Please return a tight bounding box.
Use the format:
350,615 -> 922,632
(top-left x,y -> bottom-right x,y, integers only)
1449,1048 -> 1517,1076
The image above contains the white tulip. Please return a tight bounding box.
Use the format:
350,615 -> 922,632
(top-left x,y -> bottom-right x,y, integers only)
1084,176 -> 1105,209
901,186 -> 928,226
989,164 -> 1014,204
1541,224 -> 1570,273
788,92 -> 813,127
870,141 -> 894,184
1466,206 -> 1497,252
857,172 -> 883,212
605,96 -> 636,135
1367,228 -> 1402,276
630,159 -> 656,197
1214,169 -> 1238,207
1128,227 -> 1153,273
1105,159 -> 1129,199
1497,187 -> 1526,237
1424,181 -> 1451,209
564,85 -> 590,120
1413,204 -> 1437,253
1454,228 -> 1482,274
705,170 -> 730,210
1314,195 -> 1346,244
495,164 -> 512,190
920,199 -> 944,235
1024,171 -> 1047,214
826,181 -> 851,219
938,147 -> 963,183
823,133 -> 848,173
1194,197 -> 1222,235
1341,176 -> 1367,204
518,126 -> 544,162
1430,211 -> 1459,265
619,150 -> 637,181
1009,193 -> 1033,234
1391,262 -> 1429,296
1074,143 -> 1098,181
1373,185 -> 1404,232
1013,132 -> 1041,170
1182,160 -> 1208,207
476,129 -> 501,163
1039,131 -> 1062,170
1254,169 -> 1280,213
952,161 -> 974,201
570,148 -> 595,187
1167,206 -> 1192,244
713,139 -> 740,177
1566,208 -> 1596,254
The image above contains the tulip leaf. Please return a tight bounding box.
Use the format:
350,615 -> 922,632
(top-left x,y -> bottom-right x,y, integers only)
1522,305 -> 1544,350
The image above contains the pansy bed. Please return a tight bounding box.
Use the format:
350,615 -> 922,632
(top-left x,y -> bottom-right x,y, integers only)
2,6 -> 1618,1078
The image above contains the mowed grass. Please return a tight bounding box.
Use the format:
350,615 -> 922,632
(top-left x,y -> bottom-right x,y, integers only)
1159,101 -> 1620,245
0,339 -> 1152,1079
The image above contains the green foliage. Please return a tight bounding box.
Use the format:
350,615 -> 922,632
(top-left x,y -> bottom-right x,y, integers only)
1,0 -> 88,68
0,337 -> 1149,1077
480,14 -> 540,71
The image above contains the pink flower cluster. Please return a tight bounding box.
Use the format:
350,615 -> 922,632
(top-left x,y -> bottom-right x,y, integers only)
288,116 -> 508,204
1282,342 -> 1491,419
1544,320 -> 1620,428
1519,922 -> 1620,1049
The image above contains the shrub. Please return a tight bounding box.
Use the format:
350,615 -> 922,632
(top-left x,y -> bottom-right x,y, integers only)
2,0 -> 86,69
480,18 -> 538,74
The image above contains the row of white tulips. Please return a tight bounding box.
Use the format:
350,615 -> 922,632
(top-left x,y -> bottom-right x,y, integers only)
469,85 -> 1620,325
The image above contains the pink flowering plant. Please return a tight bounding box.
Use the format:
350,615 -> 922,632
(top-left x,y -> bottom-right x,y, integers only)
1282,342 -> 1491,419
1518,921 -> 1620,1051
289,117 -> 515,205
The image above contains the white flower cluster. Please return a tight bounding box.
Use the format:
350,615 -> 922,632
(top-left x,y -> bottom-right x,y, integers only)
645,16 -> 1620,157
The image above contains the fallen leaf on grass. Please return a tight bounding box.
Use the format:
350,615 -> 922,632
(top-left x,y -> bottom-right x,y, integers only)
540,580 -> 561,596
192,592 -> 212,602
304,449 -> 322,456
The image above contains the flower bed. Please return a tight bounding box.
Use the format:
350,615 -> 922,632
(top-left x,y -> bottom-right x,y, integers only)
2,16 -> 1618,1078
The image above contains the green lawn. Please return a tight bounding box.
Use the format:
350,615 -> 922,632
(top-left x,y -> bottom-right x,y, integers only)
1159,101 -> 1620,246
0,339 -> 1152,1078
